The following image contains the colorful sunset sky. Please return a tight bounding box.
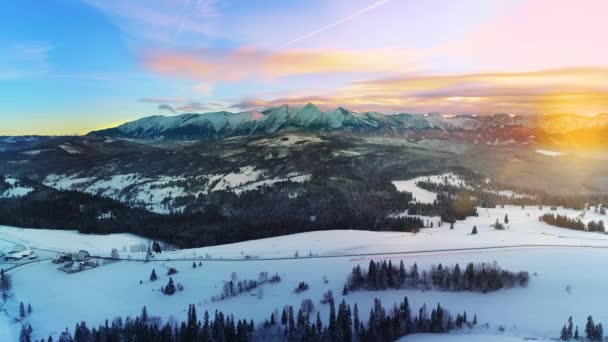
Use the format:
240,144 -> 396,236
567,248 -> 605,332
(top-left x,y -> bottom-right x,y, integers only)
2,0 -> 608,135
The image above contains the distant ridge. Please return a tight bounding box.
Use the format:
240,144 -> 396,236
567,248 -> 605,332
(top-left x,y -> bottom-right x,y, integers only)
87,104 -> 608,141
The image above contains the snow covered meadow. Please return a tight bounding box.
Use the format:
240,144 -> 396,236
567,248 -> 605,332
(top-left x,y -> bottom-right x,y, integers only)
1,174 -> 608,341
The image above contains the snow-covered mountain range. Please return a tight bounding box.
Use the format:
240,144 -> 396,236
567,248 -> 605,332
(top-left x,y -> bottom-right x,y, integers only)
88,103 -> 608,140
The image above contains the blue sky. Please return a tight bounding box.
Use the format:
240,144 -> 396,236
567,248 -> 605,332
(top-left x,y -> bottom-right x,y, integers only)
2,0 -> 607,134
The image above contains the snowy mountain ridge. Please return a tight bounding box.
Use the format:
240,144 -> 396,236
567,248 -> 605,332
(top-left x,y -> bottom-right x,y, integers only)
89,104 -> 608,140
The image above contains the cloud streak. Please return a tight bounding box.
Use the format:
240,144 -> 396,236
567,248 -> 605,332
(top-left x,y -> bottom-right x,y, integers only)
234,67 -> 608,115
142,47 -> 422,82
0,42 -> 53,79
279,0 -> 391,48
82,0 -> 220,45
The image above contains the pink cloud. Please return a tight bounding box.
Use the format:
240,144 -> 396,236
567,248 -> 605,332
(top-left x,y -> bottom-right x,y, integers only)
439,0 -> 608,71
142,47 -> 422,82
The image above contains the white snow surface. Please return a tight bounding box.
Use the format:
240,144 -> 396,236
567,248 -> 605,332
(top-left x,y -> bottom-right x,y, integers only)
210,166 -> 264,191
58,144 -> 81,154
0,226 -> 152,255
398,332 -> 533,341
2,203 -> 608,340
392,173 -> 469,203
393,173 -> 535,203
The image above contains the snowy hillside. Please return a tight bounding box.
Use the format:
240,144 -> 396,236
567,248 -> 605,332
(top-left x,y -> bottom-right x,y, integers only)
2,199 -> 608,340
0,177 -> 33,198
42,169 -> 312,214
2,174 -> 608,341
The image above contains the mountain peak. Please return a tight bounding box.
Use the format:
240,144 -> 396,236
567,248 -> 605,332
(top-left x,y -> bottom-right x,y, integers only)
86,107 -> 608,141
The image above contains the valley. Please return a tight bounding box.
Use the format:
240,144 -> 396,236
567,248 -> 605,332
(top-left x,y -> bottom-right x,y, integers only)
1,175 -> 608,340
1,109 -> 608,341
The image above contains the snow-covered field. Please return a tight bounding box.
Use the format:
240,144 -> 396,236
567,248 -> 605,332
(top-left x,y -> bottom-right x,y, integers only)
393,173 -> 536,203
0,226 -> 152,256
392,173 -> 469,204
2,176 -> 608,341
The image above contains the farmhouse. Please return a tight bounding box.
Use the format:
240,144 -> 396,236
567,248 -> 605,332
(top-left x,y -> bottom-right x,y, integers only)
52,254 -> 72,264
73,250 -> 90,262
70,262 -> 85,273
4,249 -> 33,261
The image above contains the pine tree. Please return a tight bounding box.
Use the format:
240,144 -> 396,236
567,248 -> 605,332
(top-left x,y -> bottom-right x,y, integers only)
342,285 -> 348,296
353,303 -> 360,334
452,263 -> 461,289
567,316 -> 573,339
574,326 -> 579,339
316,312 -> 323,335
399,260 -> 406,287
150,269 -> 158,281
450,223 -> 454,230
595,323 -> 603,341
586,316 -> 595,339
192,262 -> 197,268
288,306 -> 295,333
281,308 -> 287,325
504,214 -> 509,224
27,303 -> 32,314
141,306 -> 148,322
164,277 -> 176,295
19,325 -> 30,342
20,301 -> 25,317
561,325 -> 569,341
0,268 -> 10,295
329,298 -> 337,338
471,226 -> 478,235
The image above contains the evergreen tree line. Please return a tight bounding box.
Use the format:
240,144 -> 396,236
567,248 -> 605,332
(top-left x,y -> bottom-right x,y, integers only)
0,176 -> 421,249
213,273 -> 281,302
29,297 -> 476,342
407,192 -> 477,223
417,176 -> 608,211
540,213 -> 605,232
414,180 -> 508,209
346,260 -> 529,293
559,315 -> 604,341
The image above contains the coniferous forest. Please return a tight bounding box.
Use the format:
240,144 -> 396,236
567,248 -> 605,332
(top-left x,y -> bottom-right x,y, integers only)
22,297 -> 477,342
346,260 -> 530,293
540,213 -> 605,232
0,180 -> 424,248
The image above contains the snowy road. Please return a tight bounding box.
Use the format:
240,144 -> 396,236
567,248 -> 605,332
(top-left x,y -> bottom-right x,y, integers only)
88,243 -> 608,262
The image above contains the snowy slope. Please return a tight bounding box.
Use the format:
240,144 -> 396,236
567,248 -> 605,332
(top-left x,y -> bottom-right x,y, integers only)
5,228 -> 608,341
0,226 -> 152,255
3,177 -> 608,340
392,173 -> 469,203
89,104 -> 608,141
42,170 -> 312,214
0,177 -> 33,198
